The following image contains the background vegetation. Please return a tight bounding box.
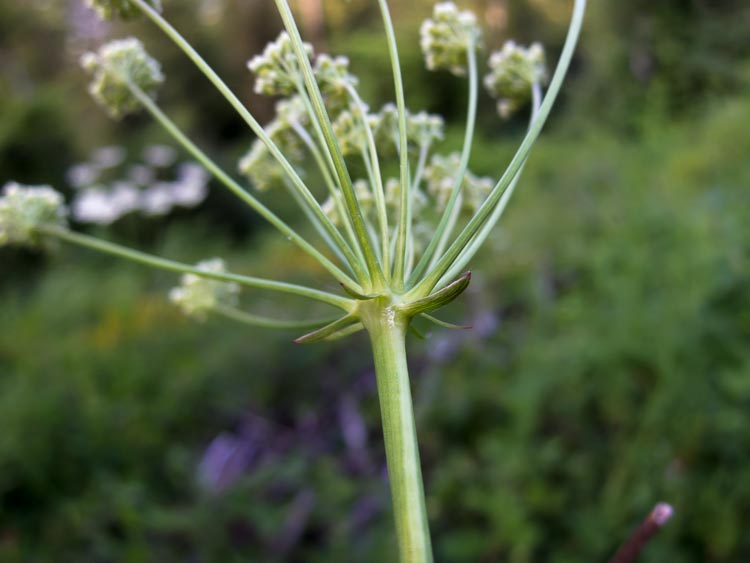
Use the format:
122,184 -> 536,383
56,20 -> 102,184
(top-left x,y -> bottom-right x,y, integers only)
1,1 -> 749,561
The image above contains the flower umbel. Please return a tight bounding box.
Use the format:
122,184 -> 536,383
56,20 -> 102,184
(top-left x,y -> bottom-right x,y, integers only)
85,0 -> 161,20
81,38 -> 164,119
0,182 -> 67,248
9,0 -> 588,561
248,32 -> 314,96
420,1 -> 481,76
484,41 -> 548,118
169,258 -> 240,321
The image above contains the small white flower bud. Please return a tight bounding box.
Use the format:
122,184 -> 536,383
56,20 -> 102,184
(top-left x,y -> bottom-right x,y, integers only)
85,0 -> 161,20
370,104 -> 402,155
0,182 -> 68,248
314,54 -> 359,115
407,111 -> 445,147
484,41 -> 548,118
238,139 -> 285,192
424,153 -> 492,212
169,258 -> 240,321
332,105 -> 370,156
81,38 -> 164,119
248,32 -> 314,97
420,2 -> 481,76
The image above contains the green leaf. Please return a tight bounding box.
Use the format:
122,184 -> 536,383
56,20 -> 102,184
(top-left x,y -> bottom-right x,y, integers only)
398,272 -> 471,318
294,314 -> 359,344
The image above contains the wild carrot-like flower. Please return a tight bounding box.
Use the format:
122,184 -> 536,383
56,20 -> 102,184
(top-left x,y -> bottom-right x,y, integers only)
7,0 -> 588,561
420,1 -> 481,76
85,0 -> 161,20
248,32 -> 314,96
169,258 -> 240,321
80,38 -> 164,119
485,41 -> 548,118
0,183 -> 67,248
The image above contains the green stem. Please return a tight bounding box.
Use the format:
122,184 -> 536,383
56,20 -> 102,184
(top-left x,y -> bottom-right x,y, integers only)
408,42 -> 478,287
130,0 -> 368,286
212,304 -> 340,330
38,225 -> 353,311
409,0 -> 587,299
127,85 -> 362,292
364,304 -> 433,563
273,0 -> 384,287
376,0 -> 411,289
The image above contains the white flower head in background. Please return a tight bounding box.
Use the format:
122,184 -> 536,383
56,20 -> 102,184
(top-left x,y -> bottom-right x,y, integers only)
81,38 -> 164,119
85,0 -> 162,20
0,182 -> 68,248
420,1 -> 481,76
484,41 -> 548,118
169,258 -> 240,321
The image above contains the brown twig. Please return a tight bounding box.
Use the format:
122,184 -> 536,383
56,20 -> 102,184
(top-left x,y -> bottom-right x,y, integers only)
608,503 -> 674,563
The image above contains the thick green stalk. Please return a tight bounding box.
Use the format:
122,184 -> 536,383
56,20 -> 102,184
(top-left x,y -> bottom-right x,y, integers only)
363,303 -> 433,563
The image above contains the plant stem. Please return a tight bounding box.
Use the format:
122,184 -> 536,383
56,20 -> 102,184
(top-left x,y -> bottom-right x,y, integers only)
364,305 -> 433,563
38,225 -> 353,311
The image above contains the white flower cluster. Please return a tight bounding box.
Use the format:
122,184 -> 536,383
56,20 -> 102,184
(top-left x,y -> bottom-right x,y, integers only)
484,41 -> 547,118
322,180 -> 374,227
85,0 -> 161,20
314,54 -> 359,114
424,153 -> 493,213
420,2 -> 481,76
169,258 -> 240,321
332,104 -> 370,156
248,32 -> 314,96
81,38 -> 164,119
0,182 -> 68,248
407,111 -> 445,147
68,145 -> 209,225
238,141 -> 284,192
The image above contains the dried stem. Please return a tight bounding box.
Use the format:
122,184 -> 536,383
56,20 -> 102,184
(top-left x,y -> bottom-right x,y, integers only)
608,503 -> 674,563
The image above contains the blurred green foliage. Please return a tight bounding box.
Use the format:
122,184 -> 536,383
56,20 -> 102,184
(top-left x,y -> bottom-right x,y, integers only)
1,1 -> 750,561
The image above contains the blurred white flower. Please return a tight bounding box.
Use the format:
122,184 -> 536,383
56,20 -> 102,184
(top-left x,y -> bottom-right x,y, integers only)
127,164 -> 156,186
0,182 -> 68,247
420,2 -> 481,76
72,188 -> 121,225
81,38 -> 164,119
169,258 -> 240,320
67,163 -> 101,189
143,144 -> 178,168
141,182 -> 174,216
91,145 -> 126,169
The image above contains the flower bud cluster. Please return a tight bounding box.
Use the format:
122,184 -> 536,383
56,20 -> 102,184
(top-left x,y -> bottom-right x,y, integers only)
484,41 -> 547,118
238,97 -> 310,192
420,2 -> 481,76
238,141 -> 284,192
332,103 -> 370,156
85,0 -> 161,20
322,179 -> 374,227
0,182 -> 68,248
424,153 -> 492,213
248,32 -> 314,96
314,55 -> 359,115
407,111 -> 445,147
81,38 -> 164,119
169,258 -> 240,321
